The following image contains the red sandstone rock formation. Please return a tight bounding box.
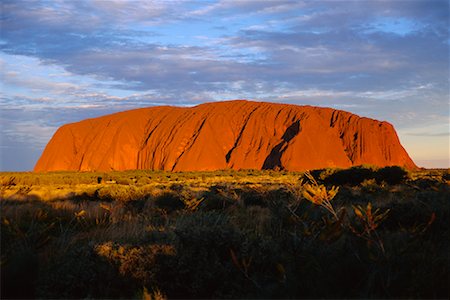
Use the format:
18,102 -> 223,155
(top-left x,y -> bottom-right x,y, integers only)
34,100 -> 417,172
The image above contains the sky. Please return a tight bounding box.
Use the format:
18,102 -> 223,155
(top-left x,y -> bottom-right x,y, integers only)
0,0 -> 449,171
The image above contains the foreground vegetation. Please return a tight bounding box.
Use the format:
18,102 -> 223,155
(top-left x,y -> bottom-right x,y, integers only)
1,167 -> 449,299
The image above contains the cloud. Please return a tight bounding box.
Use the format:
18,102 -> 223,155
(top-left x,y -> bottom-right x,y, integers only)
0,0 -> 449,170
405,132 -> 449,137
2,0 -> 447,95
2,120 -> 57,148
189,0 -> 306,17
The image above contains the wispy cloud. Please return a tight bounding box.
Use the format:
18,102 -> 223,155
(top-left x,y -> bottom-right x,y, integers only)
1,0 -> 449,170
405,132 -> 449,137
2,120 -> 57,148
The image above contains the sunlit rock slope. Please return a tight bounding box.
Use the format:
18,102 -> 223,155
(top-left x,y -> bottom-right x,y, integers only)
35,100 -> 417,172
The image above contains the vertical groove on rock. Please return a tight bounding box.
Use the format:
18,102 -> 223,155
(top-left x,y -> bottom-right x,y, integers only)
225,107 -> 259,163
171,117 -> 207,171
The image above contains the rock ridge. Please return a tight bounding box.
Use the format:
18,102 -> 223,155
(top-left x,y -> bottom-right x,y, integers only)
34,100 -> 417,172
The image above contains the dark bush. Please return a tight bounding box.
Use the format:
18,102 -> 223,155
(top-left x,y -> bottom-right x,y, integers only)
95,242 -> 176,288
323,166 -> 377,186
240,189 -> 267,207
442,171 -> 450,181
154,192 -> 185,212
1,247 -> 38,299
376,166 -> 409,185
412,178 -> 437,189
199,185 -> 235,210
301,169 -> 324,183
168,212 -> 243,298
169,183 -> 184,192
38,244 -> 136,299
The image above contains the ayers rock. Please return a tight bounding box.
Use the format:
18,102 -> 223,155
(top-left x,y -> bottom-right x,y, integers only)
35,100 -> 417,172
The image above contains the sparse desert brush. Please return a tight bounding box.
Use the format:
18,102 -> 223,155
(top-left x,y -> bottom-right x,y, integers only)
142,286 -> 167,300
95,242 -> 176,285
360,178 -> 377,186
114,177 -> 133,185
360,178 -> 380,193
37,242 -> 138,299
230,205 -> 272,235
168,212 -> 248,297
305,168 -> 335,183
442,170 -> 450,181
238,188 -> 268,207
1,169 -> 449,299
350,202 -> 390,255
0,175 -> 17,188
137,176 -> 152,186
301,172 -> 340,221
96,184 -> 147,202
198,184 -> 237,210
183,197 -> 204,211
1,201 -> 78,298
153,192 -> 185,212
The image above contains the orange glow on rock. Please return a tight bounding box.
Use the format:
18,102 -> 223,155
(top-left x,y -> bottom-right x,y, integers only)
34,100 -> 417,172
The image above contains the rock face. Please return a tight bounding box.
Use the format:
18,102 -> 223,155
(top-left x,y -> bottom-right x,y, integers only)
34,100 -> 417,172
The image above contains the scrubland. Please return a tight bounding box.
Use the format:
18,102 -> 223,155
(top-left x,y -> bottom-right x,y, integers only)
1,166 -> 449,299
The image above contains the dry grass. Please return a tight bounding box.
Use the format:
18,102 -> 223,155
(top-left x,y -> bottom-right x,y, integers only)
1,168 -> 448,299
